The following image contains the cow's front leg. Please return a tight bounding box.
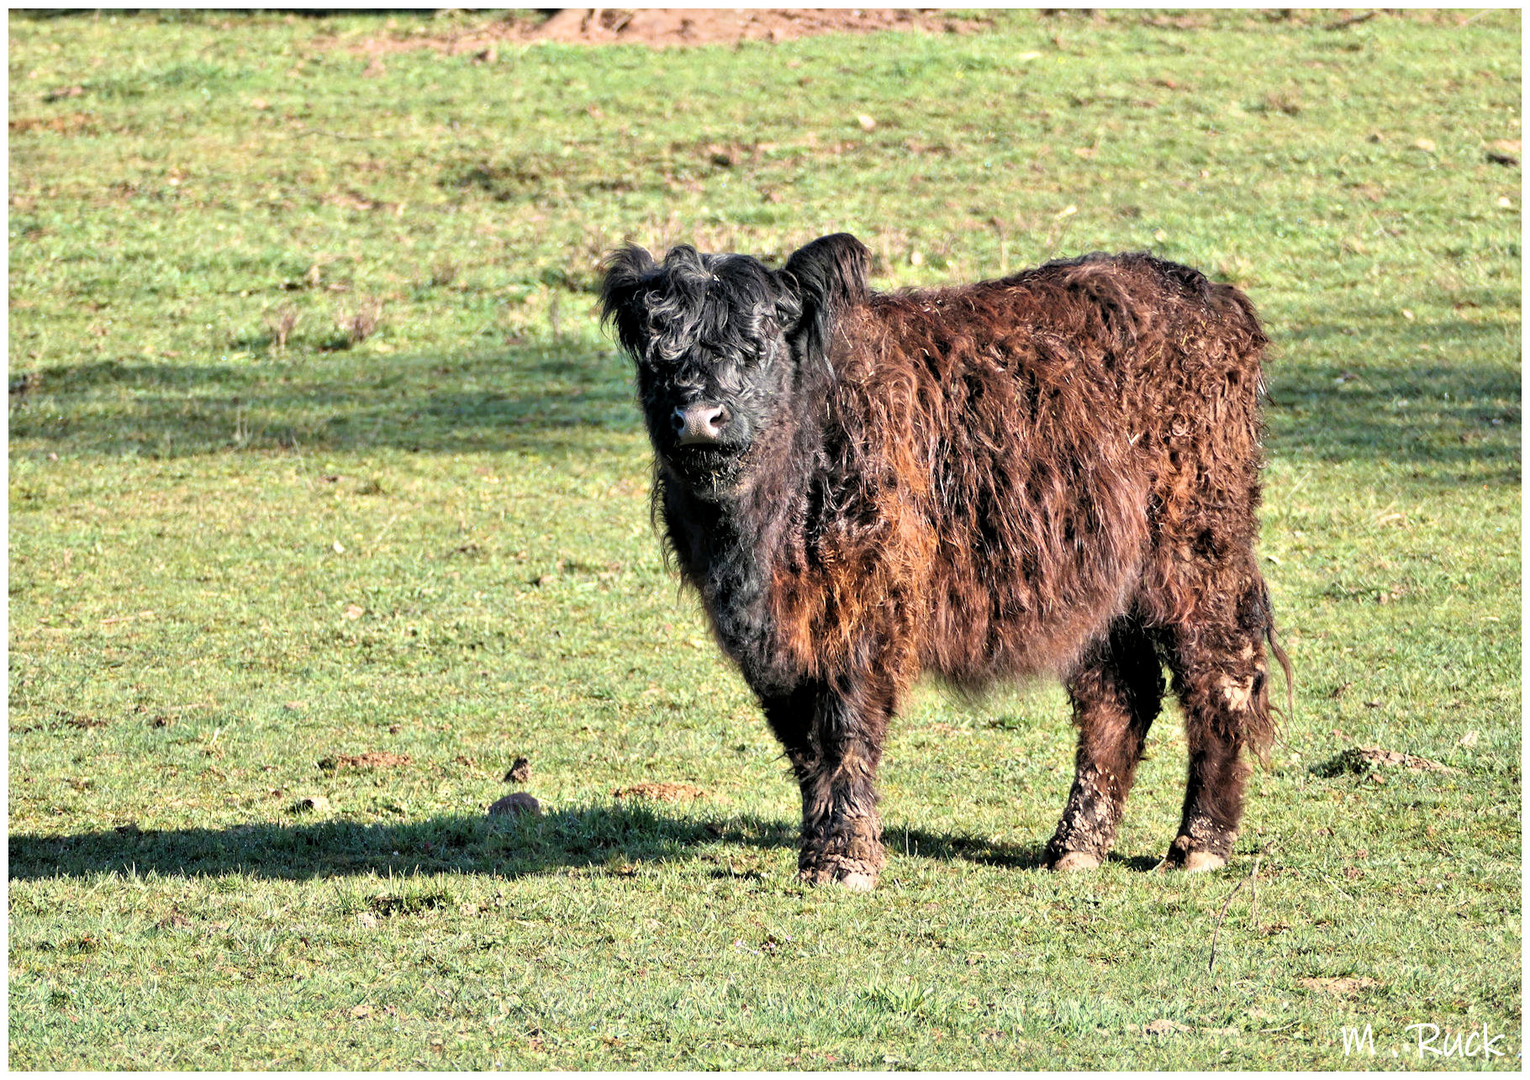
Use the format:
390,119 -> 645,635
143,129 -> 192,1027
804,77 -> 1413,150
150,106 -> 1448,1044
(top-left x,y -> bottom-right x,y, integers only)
762,679 -> 889,892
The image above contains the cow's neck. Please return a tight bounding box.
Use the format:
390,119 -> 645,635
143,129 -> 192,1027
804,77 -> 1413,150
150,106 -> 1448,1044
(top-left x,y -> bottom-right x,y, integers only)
657,387 -> 826,696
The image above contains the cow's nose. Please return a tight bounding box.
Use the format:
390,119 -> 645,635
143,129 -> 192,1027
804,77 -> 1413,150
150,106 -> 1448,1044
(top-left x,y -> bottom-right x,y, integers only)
672,403 -> 731,446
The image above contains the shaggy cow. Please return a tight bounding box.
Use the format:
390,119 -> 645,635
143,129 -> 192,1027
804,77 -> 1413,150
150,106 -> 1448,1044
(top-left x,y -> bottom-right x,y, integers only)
601,233 -> 1291,891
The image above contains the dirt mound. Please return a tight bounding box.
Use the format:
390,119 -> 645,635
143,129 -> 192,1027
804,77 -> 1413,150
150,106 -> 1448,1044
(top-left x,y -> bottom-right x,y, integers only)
488,792 -> 543,817
318,751 -> 412,772
1311,746 -> 1456,777
347,9 -> 987,57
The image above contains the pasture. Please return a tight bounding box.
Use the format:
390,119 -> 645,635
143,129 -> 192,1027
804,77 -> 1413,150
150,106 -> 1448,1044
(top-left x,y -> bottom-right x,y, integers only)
7,9 -> 1520,1069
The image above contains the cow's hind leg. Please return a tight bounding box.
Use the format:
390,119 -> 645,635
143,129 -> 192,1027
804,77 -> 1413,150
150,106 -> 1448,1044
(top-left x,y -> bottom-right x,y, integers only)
761,679 -> 889,892
1045,619 -> 1164,871
1162,573 -> 1278,872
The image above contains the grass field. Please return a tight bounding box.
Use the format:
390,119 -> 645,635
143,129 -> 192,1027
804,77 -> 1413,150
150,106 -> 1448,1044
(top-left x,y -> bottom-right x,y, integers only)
7,9 -> 1521,1070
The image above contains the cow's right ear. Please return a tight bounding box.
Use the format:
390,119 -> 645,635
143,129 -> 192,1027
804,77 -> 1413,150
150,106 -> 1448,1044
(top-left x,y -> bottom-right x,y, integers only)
778,233 -> 871,368
599,244 -> 659,357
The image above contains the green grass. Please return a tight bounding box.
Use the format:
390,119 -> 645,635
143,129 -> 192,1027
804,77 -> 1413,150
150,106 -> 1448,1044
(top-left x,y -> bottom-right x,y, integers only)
8,9 -> 1520,1070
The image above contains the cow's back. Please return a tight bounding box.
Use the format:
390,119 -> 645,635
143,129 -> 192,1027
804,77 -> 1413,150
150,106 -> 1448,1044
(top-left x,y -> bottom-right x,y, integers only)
819,254 -> 1267,684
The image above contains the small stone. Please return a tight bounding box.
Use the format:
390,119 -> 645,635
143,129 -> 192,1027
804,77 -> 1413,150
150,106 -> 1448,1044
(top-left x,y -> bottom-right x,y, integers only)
489,792 -> 541,817
504,757 -> 531,784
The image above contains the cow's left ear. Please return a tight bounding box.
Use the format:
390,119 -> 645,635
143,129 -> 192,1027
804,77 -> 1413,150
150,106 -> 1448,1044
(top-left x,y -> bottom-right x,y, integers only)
778,233 -> 870,366
599,244 -> 659,357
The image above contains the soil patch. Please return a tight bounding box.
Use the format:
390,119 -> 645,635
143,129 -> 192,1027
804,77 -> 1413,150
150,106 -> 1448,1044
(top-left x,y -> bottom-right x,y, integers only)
319,751 -> 412,772
342,9 -> 989,57
613,781 -> 706,803
1298,976 -> 1382,996
10,112 -> 97,137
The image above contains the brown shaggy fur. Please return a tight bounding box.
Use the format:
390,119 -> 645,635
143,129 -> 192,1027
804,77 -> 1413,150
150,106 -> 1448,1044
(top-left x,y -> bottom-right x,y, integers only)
602,235 -> 1292,887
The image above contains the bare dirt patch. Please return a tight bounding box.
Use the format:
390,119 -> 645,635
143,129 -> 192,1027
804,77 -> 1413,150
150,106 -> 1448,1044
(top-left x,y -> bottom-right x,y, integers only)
530,9 -> 986,47
340,9 -> 989,57
318,751 -> 412,772
10,112 -> 97,137
1298,976 -> 1382,996
613,781 -> 706,803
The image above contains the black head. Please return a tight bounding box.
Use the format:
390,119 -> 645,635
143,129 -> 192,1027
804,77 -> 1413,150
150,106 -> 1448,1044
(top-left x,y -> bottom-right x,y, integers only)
600,233 -> 869,497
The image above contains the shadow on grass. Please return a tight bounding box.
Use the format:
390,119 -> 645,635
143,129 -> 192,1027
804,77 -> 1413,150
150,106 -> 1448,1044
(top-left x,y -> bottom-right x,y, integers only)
8,339 -> 640,461
9,319 -> 1521,473
1266,318 -> 1520,478
8,802 -> 1049,882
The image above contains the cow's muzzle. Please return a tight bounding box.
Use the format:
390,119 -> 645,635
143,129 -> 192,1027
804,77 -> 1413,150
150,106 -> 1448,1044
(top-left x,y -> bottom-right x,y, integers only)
672,403 -> 732,447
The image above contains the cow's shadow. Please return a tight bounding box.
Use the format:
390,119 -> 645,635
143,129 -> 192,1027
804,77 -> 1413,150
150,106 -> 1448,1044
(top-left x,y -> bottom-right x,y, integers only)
8,803 -> 1051,882
8,317 -> 1521,473
6,340 -> 640,462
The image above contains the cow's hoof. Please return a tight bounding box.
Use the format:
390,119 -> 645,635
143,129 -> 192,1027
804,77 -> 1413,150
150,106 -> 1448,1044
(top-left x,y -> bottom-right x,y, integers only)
1163,834 -> 1230,872
799,855 -> 880,892
1180,850 -> 1227,873
837,871 -> 876,893
1047,850 -> 1102,872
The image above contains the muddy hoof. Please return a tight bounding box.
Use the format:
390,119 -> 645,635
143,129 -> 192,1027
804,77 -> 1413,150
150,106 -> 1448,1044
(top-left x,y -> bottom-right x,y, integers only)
1179,850 -> 1227,873
1048,850 -> 1102,872
838,871 -> 877,893
799,868 -> 878,892
1163,835 -> 1229,872
799,854 -> 881,892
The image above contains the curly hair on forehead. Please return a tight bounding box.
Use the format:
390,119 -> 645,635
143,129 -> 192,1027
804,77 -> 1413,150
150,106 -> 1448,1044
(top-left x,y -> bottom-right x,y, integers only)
601,244 -> 801,363
602,231 -> 1292,892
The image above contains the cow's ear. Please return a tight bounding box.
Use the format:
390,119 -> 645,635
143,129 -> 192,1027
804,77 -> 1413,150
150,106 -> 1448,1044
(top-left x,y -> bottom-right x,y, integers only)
778,233 -> 870,367
600,244 -> 659,357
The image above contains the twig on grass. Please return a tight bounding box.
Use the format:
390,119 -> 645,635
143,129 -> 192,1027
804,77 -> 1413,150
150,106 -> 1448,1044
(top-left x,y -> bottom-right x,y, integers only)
1207,839 -> 1280,973
374,513 -> 401,546
296,127 -> 379,143
1285,468 -> 1315,500
1324,11 -> 1378,31
1248,854 -> 1262,931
